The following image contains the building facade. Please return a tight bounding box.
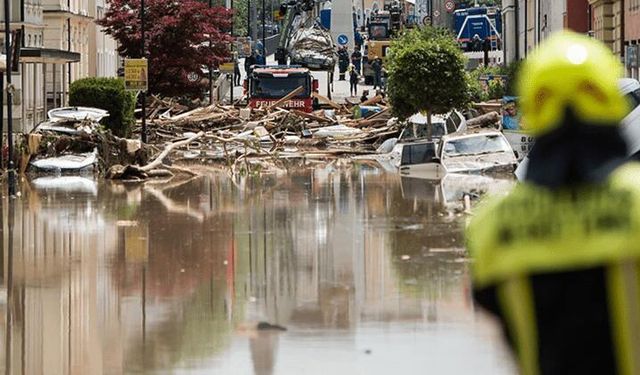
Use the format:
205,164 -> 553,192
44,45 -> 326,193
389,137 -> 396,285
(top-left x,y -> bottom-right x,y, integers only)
503,0 -> 590,64
624,0 -> 640,78
0,0 -> 118,133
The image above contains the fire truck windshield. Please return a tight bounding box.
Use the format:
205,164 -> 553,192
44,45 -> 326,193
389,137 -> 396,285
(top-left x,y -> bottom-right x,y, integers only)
251,75 -> 310,99
368,24 -> 389,40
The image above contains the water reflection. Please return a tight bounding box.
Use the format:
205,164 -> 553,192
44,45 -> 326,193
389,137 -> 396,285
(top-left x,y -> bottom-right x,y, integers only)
0,162 -> 514,374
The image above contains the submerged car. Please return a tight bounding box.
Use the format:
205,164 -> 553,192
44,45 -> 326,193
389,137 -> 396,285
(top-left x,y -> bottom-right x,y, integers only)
29,106 -> 106,173
399,111 -> 468,141
375,110 -> 468,169
399,130 -> 518,178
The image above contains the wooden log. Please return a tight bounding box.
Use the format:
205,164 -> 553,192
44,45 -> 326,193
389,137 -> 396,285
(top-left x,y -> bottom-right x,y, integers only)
312,92 -> 341,109
360,95 -> 383,107
141,131 -> 204,172
170,104 -> 216,121
266,86 -> 305,111
291,110 -> 332,123
472,102 -> 502,114
467,111 -> 501,128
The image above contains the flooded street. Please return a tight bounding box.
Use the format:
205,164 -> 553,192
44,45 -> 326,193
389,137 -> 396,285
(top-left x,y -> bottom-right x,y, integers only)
0,160 -> 515,374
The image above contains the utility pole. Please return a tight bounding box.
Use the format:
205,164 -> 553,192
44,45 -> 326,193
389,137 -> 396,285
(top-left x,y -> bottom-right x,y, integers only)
430,0 -> 433,26
248,0 -> 251,38
361,0 -> 365,30
251,0 -> 258,41
209,0 -> 214,105
229,0 -> 235,104
4,0 -> 15,195
262,0 -> 266,56
140,0 -> 147,143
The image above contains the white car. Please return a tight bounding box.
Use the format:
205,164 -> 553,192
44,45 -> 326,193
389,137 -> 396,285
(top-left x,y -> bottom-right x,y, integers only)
399,130 -> 518,179
375,110 -> 468,170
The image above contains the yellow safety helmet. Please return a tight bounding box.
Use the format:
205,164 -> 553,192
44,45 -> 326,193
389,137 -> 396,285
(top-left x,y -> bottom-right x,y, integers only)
518,31 -> 628,136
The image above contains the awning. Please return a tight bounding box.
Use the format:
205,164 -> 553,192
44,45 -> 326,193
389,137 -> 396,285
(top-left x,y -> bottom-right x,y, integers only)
19,48 -> 81,64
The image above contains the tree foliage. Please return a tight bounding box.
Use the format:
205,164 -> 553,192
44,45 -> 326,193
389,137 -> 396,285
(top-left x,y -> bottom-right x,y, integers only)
69,78 -> 135,137
98,0 -> 233,98
386,26 -> 470,124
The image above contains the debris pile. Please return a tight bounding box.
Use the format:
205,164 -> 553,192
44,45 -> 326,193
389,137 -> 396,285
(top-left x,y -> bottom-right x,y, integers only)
18,91 -> 400,181
138,93 -> 396,146
21,107 -> 150,175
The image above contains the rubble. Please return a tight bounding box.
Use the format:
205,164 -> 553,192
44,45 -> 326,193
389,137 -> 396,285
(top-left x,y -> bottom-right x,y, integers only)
20,93 -> 400,181
21,107 -> 151,175
19,92 -> 531,183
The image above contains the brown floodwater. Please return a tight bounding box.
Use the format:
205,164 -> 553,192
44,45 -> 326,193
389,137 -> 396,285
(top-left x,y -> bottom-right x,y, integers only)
0,160 -> 515,374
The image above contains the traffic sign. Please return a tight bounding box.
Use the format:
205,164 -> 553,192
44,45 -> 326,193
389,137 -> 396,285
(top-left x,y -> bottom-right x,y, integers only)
445,0 -> 456,13
220,62 -> 234,73
337,34 -> 349,45
187,71 -> 200,82
434,10 -> 440,18
124,58 -> 148,92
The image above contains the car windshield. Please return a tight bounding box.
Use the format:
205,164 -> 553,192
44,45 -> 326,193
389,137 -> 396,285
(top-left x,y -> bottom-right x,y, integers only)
251,75 -> 310,99
442,134 -> 511,157
400,122 -> 446,141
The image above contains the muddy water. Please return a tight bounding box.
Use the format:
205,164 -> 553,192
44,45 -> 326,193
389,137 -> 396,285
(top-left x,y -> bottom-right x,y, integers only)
0,161 -> 515,374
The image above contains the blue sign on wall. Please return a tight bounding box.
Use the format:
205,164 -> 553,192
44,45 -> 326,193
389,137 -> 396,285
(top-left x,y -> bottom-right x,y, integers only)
337,34 -> 349,45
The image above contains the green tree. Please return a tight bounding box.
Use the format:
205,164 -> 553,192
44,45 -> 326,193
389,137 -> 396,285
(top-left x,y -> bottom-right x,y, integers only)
386,26 -> 470,140
69,77 -> 135,137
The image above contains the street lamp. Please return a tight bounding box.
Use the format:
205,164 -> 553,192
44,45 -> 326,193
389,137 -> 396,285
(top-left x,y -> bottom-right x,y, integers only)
262,0 -> 266,57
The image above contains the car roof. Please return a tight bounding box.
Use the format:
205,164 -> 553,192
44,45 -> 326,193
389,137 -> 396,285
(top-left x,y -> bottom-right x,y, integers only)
253,66 -> 309,75
408,112 -> 447,125
441,129 -> 503,141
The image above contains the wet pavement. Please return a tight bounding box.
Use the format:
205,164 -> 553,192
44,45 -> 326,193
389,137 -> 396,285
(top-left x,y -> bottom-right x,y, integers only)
0,160 -> 515,374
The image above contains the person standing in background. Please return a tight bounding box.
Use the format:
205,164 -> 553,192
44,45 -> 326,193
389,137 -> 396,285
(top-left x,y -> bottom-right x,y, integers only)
338,46 -> 350,81
349,65 -> 359,97
351,48 -> 362,75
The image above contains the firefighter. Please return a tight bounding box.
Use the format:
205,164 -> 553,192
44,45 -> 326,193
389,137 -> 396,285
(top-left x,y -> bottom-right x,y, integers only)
338,46 -> 350,81
244,51 -> 257,77
467,31 -> 640,375
349,64 -> 359,97
351,47 -> 362,75
371,56 -> 383,90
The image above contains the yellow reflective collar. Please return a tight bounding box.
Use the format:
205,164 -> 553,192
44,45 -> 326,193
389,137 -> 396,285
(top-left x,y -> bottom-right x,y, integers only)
469,164 -> 640,288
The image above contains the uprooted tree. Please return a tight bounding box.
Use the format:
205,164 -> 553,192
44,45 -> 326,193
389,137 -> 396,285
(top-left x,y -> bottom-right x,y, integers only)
98,0 -> 233,98
386,26 -> 470,140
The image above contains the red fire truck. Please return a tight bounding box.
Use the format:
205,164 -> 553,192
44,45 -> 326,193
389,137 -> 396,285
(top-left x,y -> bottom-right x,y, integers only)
245,65 -> 319,112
